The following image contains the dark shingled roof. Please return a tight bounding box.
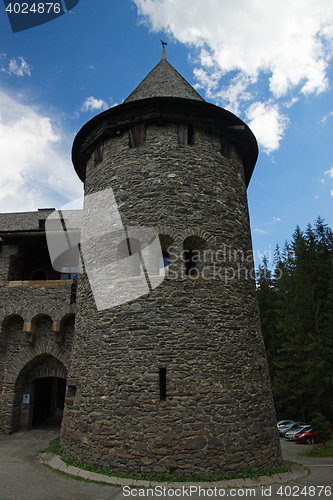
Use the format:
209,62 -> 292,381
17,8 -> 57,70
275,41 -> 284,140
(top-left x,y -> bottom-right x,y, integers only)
124,49 -> 205,103
0,209 -> 54,232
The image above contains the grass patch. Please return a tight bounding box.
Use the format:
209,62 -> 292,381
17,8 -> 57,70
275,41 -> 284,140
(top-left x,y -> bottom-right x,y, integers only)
299,439 -> 333,458
40,437 -> 62,455
42,438 -> 292,483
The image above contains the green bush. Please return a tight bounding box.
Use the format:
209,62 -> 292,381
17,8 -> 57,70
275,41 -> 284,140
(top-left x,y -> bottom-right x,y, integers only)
310,413 -> 331,445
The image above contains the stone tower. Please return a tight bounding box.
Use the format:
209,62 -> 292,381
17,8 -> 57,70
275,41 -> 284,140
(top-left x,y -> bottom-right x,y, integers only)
61,48 -> 282,477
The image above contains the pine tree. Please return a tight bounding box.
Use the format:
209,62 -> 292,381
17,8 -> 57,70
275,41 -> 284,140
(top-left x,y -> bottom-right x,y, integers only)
257,218 -> 333,422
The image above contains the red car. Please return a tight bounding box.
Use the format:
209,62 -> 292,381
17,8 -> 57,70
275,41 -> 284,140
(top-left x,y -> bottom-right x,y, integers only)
296,425 -> 333,444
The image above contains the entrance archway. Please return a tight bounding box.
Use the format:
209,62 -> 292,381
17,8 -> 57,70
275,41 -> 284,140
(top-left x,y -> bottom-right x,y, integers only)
12,354 -> 67,432
32,377 -> 66,429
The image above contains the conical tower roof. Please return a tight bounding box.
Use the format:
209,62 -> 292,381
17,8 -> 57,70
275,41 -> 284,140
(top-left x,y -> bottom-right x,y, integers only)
124,47 -> 205,103
72,48 -> 258,187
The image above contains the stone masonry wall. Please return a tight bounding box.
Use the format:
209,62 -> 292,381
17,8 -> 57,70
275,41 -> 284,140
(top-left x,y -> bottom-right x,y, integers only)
0,272 -> 76,433
61,122 -> 282,477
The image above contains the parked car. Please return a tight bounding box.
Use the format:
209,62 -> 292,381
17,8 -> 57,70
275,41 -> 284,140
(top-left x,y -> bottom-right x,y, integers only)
277,420 -> 294,429
285,425 -> 311,441
296,425 -> 333,444
279,421 -> 306,437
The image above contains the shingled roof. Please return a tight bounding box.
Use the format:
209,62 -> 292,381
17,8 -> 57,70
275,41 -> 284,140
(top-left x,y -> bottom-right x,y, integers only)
124,47 -> 205,103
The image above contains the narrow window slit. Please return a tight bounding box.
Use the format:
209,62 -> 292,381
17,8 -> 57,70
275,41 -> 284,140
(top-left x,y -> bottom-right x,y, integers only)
159,367 -> 167,401
94,143 -> 103,165
220,136 -> 229,157
187,124 -> 195,145
129,124 -> 146,148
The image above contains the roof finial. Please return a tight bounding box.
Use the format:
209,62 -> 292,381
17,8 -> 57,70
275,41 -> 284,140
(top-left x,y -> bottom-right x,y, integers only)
161,40 -> 167,61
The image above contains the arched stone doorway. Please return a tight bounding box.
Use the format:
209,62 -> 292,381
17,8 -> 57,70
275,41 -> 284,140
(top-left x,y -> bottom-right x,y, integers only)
12,354 -> 68,432
32,376 -> 66,428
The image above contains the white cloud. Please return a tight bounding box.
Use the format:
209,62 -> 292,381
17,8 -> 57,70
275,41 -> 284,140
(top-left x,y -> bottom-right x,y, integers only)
194,71 -> 254,114
321,111 -> 333,123
284,97 -> 299,108
1,56 -> 32,76
0,90 -> 83,213
80,96 -> 108,112
325,167 -> 333,177
134,0 -> 333,96
133,0 -> 333,152
246,102 -> 289,154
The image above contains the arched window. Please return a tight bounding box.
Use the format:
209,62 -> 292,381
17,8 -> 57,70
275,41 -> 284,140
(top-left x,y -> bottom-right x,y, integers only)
158,234 -> 174,276
159,251 -> 169,276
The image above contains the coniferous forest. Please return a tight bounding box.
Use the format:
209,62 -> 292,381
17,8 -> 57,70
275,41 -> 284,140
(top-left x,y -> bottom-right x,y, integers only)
257,217 -> 333,423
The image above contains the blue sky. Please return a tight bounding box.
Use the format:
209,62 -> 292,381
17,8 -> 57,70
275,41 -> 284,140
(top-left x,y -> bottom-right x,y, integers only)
0,0 -> 333,268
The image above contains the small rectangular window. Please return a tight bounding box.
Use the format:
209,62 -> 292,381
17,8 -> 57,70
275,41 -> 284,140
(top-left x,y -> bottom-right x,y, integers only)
159,367 -> 167,401
178,124 -> 195,145
187,124 -> 195,145
177,124 -> 186,145
129,124 -> 146,148
220,136 -> 229,157
67,385 -> 77,397
94,143 -> 103,165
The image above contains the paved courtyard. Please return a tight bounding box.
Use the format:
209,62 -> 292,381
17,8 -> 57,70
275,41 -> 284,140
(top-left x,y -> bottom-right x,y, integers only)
0,427 -> 332,500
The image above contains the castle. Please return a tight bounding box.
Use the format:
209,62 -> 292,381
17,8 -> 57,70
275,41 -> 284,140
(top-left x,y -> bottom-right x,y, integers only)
0,48 -> 282,477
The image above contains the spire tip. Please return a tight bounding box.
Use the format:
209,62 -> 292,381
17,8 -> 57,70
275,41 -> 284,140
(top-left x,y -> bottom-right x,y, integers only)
161,40 -> 167,60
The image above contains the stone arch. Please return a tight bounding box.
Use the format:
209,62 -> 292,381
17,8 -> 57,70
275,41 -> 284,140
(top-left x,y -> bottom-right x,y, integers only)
3,341 -> 70,386
0,304 -> 76,326
60,312 -> 75,328
30,268 -> 48,281
26,313 -> 53,346
52,305 -> 76,323
31,312 -> 52,323
0,307 -> 26,324
1,313 -> 25,327
156,225 -> 179,245
24,303 -> 76,322
1,346 -> 69,433
181,228 -> 215,247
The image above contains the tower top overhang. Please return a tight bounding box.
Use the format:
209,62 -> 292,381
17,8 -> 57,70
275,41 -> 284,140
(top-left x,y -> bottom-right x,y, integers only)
72,96 -> 258,188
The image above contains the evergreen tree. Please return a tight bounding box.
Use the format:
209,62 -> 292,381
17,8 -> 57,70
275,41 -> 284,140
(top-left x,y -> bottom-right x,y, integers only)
257,218 -> 333,422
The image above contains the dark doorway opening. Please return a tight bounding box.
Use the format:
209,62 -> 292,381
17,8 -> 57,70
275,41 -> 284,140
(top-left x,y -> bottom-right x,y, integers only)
32,377 -> 66,429
184,250 -> 197,276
